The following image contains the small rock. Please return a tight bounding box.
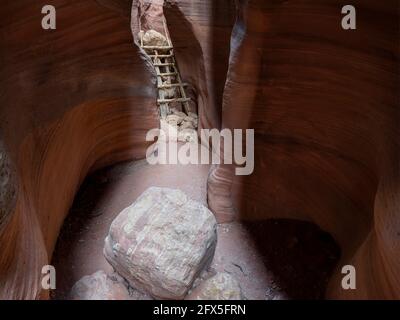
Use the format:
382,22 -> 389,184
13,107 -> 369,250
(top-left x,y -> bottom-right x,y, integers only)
187,112 -> 198,119
184,115 -> 197,124
166,114 -> 183,125
171,110 -> 187,119
142,29 -> 169,47
190,269 -> 217,290
180,120 -> 195,130
178,128 -> 197,142
186,272 -> 243,300
70,270 -> 131,300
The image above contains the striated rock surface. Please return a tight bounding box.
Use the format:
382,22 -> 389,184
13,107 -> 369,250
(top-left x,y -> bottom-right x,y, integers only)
104,187 -> 217,299
186,272 -> 243,300
207,0 -> 399,299
0,0 -> 159,299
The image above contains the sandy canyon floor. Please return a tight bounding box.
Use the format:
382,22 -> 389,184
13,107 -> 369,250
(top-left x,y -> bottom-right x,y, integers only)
52,159 -> 340,300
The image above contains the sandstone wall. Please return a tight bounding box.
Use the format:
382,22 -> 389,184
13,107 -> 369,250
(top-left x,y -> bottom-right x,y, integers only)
0,0 -> 158,299
0,0 -> 398,300
208,0 -> 399,299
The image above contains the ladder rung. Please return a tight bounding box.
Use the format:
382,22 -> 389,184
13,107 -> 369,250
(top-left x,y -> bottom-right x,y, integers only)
157,72 -> 177,77
158,83 -> 188,89
157,98 -> 191,104
149,54 -> 173,58
153,62 -> 175,67
141,45 -> 173,50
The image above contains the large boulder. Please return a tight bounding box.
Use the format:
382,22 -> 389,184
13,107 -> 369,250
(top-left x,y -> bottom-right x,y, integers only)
186,272 -> 243,300
70,270 -> 131,300
104,187 -> 217,299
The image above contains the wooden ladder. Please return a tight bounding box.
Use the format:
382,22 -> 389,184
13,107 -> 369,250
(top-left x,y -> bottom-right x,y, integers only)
139,19 -> 192,119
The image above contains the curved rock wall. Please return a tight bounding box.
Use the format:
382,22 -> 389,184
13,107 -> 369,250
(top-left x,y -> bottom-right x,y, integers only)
0,0 -> 158,299
208,0 -> 399,299
0,0 -> 398,300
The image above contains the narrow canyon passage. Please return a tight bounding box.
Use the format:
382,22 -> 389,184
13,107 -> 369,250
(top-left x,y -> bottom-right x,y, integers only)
50,6 -> 339,299
0,0 -> 398,301
51,158 -> 339,300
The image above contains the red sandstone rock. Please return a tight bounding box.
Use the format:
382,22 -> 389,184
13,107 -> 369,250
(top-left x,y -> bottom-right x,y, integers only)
207,0 -> 399,300
0,0 -> 158,300
0,0 -> 398,300
0,142 -> 17,230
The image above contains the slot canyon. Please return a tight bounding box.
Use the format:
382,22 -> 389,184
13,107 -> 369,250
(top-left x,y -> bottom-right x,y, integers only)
0,0 -> 399,300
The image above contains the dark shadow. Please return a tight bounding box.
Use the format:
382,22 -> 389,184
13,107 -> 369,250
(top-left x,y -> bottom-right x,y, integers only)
243,219 -> 340,299
211,0 -> 236,124
50,168 -> 117,299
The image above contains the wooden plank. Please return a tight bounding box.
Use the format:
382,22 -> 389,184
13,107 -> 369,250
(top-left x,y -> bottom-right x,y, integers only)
157,72 -> 177,77
158,97 -> 191,103
158,83 -> 188,89
142,45 -> 173,50
149,54 -> 173,58
153,62 -> 175,67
